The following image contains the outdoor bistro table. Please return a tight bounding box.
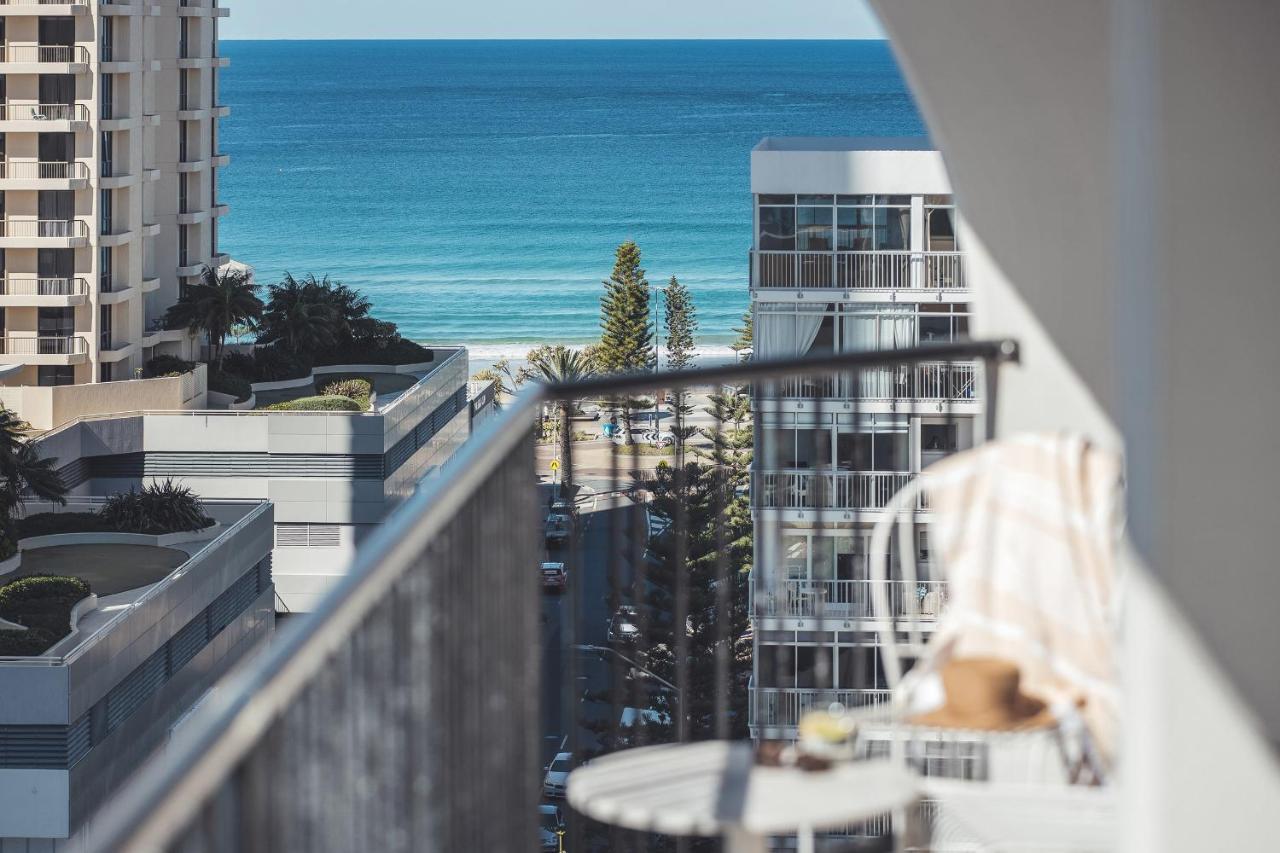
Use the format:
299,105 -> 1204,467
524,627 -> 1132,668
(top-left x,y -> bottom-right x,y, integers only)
566,740 -> 920,853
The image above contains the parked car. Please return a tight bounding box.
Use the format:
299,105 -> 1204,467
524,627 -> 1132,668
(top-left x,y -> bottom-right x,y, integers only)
544,512 -> 572,545
549,497 -> 574,516
542,752 -> 572,799
541,562 -> 568,592
607,605 -> 641,644
538,804 -> 565,851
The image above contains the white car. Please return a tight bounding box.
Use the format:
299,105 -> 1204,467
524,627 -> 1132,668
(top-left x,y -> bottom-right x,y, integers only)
538,804 -> 565,851
542,751 -> 572,799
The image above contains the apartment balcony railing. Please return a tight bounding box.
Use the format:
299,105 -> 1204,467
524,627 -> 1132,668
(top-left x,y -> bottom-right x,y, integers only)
751,249 -> 967,290
0,275 -> 86,297
755,469 -> 923,511
0,219 -> 89,239
85,340 -> 1017,852
751,577 -> 949,620
0,159 -> 89,181
0,102 -> 89,122
0,44 -> 89,64
0,335 -> 86,355
750,684 -> 892,730
771,360 -> 977,402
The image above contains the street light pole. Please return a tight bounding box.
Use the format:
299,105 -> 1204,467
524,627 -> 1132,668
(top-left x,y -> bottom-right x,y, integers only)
652,285 -> 665,430
573,643 -> 684,739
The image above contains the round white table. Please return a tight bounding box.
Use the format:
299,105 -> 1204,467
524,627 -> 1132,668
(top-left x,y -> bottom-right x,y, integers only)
567,740 -> 919,853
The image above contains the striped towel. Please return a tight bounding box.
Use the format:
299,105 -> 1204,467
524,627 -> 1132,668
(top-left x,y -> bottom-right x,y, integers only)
923,433 -> 1125,766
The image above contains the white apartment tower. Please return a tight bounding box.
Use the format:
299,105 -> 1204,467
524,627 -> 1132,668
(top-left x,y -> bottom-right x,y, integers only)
747,138 -> 978,738
0,0 -> 228,388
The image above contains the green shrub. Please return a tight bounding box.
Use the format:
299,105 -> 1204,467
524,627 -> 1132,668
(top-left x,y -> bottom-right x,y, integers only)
320,377 -> 372,402
208,369 -> 252,403
263,395 -> 363,412
0,533 -> 14,562
16,512 -> 114,539
143,355 -> 195,379
0,575 -> 90,656
220,351 -> 256,379
99,480 -> 214,535
314,339 -> 433,367
251,346 -> 311,381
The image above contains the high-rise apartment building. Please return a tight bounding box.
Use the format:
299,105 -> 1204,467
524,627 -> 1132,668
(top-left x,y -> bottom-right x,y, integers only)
0,0 -> 229,388
746,137 -> 978,739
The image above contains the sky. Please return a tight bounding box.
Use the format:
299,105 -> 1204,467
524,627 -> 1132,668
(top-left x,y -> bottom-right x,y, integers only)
223,0 -> 885,40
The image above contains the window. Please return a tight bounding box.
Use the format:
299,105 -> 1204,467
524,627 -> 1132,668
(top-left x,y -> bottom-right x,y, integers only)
758,204 -> 796,251
99,189 -> 112,235
836,423 -> 909,472
100,131 -> 112,178
836,195 -> 911,250
99,362 -> 112,383
100,73 -> 113,120
99,246 -> 112,292
100,304 -> 112,350
100,16 -> 114,62
918,303 -> 971,343
925,195 -> 958,251
38,366 -> 74,387
763,427 -> 831,470
796,202 -> 833,251
922,423 -> 959,453
178,226 -> 188,267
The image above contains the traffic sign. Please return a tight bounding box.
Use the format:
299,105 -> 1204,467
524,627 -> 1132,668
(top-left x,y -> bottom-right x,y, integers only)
550,459 -> 560,472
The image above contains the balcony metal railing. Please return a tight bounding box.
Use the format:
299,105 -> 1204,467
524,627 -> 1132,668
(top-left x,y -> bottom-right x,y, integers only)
0,0 -> 86,5
84,339 -> 1017,852
0,219 -> 89,239
0,275 -> 86,297
0,160 -> 88,181
751,577 -> 949,620
0,102 -> 89,122
755,469 -> 922,511
0,335 -> 87,355
750,685 -> 892,729
0,45 -> 90,64
751,249 -> 967,290
772,360 -> 978,401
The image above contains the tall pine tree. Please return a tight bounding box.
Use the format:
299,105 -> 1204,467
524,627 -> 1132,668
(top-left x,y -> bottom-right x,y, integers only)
598,241 -> 654,442
662,276 -> 697,447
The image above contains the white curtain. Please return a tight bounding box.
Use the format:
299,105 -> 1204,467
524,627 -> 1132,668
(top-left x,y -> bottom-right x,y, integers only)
882,304 -> 917,350
757,309 -> 827,358
844,308 -> 891,397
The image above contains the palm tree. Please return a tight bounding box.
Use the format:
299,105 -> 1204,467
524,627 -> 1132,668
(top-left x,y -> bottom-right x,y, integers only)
0,409 -> 66,552
530,346 -> 596,498
259,272 -> 339,359
165,265 -> 263,368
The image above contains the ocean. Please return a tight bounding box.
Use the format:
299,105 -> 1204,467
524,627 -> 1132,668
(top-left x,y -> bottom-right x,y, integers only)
218,40 -> 925,361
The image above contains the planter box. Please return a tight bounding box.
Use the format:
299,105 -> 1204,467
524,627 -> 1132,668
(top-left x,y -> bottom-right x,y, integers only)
18,523 -> 220,552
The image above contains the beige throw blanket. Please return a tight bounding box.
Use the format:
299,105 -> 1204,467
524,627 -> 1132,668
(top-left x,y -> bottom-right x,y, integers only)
924,433 -> 1124,765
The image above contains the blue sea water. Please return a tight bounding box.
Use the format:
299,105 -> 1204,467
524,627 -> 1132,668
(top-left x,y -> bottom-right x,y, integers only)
218,40 -> 924,353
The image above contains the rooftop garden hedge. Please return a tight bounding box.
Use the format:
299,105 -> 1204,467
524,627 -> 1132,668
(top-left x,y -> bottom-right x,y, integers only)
0,575 -> 90,656
18,484 -> 215,540
208,368 -> 252,403
99,481 -> 214,535
143,355 -> 197,379
263,394 -> 365,412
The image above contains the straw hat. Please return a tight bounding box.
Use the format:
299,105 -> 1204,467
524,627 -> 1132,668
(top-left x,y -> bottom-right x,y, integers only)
911,658 -> 1056,731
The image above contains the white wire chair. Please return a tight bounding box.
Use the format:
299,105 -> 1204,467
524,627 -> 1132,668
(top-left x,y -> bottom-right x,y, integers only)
848,474 -> 1114,851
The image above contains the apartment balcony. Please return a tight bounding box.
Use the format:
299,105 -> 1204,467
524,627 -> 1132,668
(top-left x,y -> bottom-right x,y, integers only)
0,1 -> 88,15
760,360 -> 979,413
751,577 -> 949,623
0,274 -> 87,307
177,3 -> 231,17
750,249 -> 967,295
0,334 -> 87,365
0,43 -> 89,73
99,2 -> 159,16
80,341 -> 1020,852
177,55 -> 231,70
0,158 -> 89,190
749,684 -> 891,733
98,278 -> 137,304
0,218 -> 90,248
98,335 -> 139,363
754,469 -> 922,515
0,101 -> 89,131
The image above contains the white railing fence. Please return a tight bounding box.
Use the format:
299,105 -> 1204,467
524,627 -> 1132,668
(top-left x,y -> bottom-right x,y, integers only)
0,45 -> 90,64
0,160 -> 88,180
0,275 -> 86,296
752,250 -> 967,290
0,335 -> 87,355
752,578 -> 949,619
755,470 -> 918,510
0,102 -> 90,122
0,219 -> 89,238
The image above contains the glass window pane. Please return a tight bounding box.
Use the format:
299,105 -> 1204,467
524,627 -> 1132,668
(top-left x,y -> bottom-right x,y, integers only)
782,534 -> 808,579
759,194 -> 794,205
759,206 -> 796,251
837,207 -> 874,250
796,206 -> 833,251
837,194 -> 874,205
878,207 -> 911,250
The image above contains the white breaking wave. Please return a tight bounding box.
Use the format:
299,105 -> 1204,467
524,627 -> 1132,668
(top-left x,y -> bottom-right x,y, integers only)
451,343 -> 743,375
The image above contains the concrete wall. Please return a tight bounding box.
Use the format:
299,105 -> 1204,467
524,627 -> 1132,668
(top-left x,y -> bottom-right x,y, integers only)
751,138 -> 951,196
0,365 -> 207,431
869,1 -> 1280,848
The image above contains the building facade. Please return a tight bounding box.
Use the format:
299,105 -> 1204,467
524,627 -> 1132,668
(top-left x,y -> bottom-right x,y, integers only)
0,0 -> 229,389
746,138 -> 977,738
0,498 -> 273,850
29,348 -> 474,613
